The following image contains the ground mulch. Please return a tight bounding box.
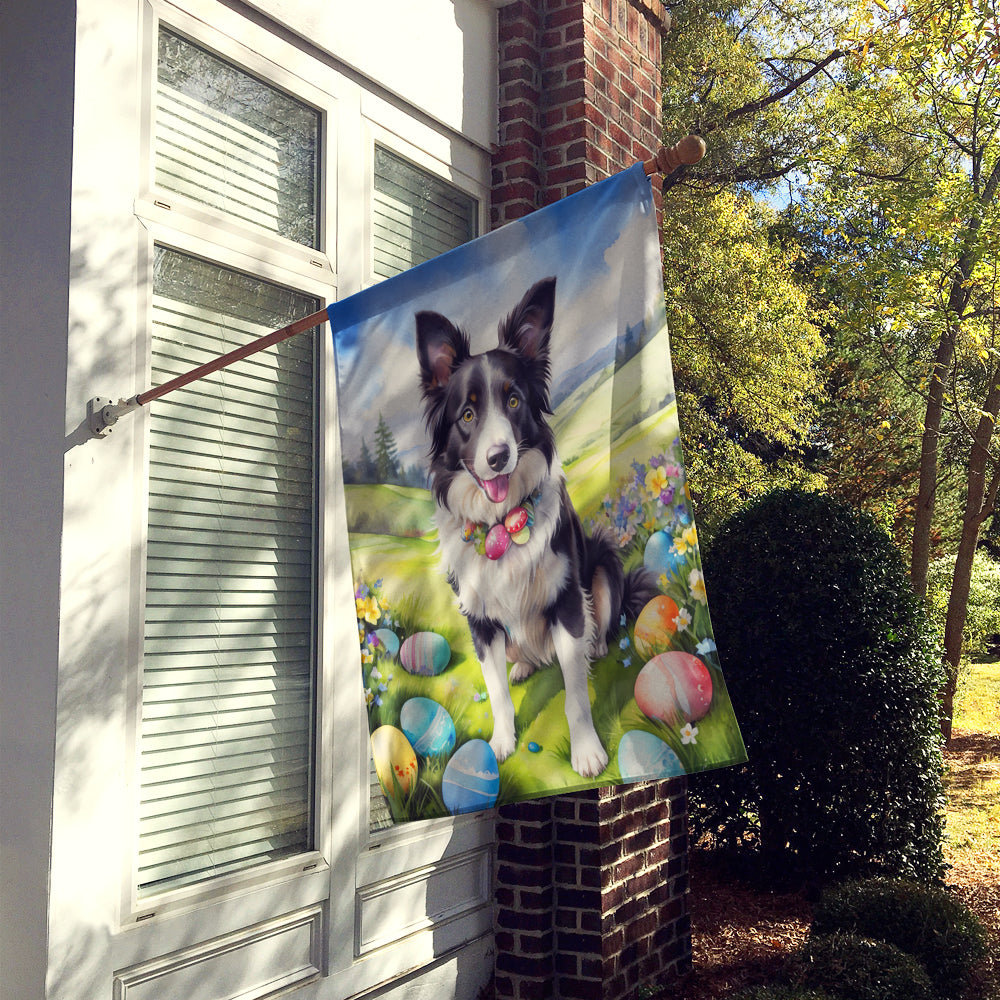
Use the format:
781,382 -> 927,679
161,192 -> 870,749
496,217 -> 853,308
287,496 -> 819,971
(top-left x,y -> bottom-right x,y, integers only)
674,733 -> 1000,999
677,849 -> 814,999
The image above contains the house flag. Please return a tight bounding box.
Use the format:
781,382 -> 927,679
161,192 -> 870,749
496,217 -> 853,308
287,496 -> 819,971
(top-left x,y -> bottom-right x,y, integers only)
328,163 -> 746,822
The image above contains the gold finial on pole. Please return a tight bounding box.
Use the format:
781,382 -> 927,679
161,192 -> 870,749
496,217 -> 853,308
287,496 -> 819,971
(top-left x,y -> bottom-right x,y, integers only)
643,135 -> 707,176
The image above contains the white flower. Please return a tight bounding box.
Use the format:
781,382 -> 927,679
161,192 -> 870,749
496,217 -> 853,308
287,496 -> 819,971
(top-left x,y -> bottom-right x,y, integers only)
674,607 -> 693,632
680,722 -> 698,745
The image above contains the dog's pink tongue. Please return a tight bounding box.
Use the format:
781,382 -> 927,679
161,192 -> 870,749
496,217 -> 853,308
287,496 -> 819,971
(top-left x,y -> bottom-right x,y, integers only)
483,474 -> 510,503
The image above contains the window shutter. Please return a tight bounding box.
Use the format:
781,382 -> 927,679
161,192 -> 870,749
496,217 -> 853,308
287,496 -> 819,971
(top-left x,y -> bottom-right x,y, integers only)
138,248 -> 318,895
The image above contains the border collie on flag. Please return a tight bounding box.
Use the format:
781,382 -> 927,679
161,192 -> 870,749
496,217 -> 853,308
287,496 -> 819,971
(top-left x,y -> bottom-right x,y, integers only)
329,164 -> 746,821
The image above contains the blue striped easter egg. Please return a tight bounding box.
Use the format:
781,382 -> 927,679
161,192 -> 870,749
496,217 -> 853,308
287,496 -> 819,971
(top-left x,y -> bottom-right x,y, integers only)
400,697 -> 457,757
617,730 -> 685,782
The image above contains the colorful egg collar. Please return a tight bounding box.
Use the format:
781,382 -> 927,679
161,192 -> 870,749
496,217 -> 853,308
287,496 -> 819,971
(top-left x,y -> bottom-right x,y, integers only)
461,489 -> 541,560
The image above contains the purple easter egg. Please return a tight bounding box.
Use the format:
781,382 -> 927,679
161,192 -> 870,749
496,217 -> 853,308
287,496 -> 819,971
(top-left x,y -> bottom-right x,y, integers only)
400,631 -> 451,676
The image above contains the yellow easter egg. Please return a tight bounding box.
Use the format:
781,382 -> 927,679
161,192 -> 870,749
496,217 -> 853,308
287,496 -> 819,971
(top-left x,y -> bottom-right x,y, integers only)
370,725 -> 418,795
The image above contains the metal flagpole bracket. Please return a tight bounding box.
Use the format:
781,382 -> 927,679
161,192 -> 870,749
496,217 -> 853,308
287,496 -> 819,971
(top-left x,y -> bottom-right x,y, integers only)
85,305 -> 330,441
88,395 -> 140,438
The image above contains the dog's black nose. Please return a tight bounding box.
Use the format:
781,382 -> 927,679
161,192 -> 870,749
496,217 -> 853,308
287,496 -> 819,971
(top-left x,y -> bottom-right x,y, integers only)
487,444 -> 510,471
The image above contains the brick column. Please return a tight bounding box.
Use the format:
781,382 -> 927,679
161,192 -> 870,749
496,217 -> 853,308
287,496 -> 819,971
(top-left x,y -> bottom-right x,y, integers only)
492,0 -> 667,227
491,4 -> 691,998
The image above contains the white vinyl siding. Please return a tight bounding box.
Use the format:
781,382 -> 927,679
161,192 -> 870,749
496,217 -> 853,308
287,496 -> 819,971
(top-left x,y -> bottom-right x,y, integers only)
139,247 -> 319,895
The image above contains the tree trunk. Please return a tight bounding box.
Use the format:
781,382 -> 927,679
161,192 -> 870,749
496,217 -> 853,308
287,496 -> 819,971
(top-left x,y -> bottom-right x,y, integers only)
910,330 -> 955,597
941,377 -> 1000,741
910,160 -> 1000,597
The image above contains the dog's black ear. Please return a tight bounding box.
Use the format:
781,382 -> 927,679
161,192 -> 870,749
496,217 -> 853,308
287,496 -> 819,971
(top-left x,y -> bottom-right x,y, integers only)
416,311 -> 470,392
499,277 -> 555,364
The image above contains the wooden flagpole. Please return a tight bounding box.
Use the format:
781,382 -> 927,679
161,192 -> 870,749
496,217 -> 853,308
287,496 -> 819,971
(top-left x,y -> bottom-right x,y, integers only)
88,136 -> 705,437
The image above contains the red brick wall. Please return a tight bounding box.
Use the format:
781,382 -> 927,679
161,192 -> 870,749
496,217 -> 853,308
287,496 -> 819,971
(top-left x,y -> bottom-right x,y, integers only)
492,0 -> 667,227
491,7 -> 691,998
494,783 -> 691,1000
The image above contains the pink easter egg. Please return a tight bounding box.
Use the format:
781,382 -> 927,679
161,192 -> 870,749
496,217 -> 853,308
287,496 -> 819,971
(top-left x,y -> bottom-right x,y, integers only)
634,656 -> 682,725
662,651 -> 713,721
636,652 -> 713,725
504,506 -> 529,533
485,523 -> 512,559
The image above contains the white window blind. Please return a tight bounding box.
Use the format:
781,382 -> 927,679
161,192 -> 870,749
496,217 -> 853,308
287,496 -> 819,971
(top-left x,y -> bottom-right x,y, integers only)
368,149 -> 478,831
156,27 -> 320,248
372,146 -> 478,280
138,247 -> 319,895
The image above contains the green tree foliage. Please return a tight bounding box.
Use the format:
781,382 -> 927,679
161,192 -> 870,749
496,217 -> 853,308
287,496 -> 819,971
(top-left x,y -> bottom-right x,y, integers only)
659,2 -> 838,533
692,490 -> 946,883
661,0 -> 1000,737
927,548 -> 1000,659
795,0 -> 1000,734
664,190 -> 825,532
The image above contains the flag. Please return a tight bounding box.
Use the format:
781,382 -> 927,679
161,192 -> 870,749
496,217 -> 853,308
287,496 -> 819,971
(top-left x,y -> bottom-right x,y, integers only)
328,164 -> 746,822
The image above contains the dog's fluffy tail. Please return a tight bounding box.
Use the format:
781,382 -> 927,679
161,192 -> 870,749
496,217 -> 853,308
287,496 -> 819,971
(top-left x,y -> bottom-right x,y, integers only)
587,525 -> 659,643
621,564 -> 659,621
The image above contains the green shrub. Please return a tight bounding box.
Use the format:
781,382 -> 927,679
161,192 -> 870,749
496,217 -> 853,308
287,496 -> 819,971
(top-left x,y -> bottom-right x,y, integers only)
791,933 -> 934,1000
812,878 -> 988,999
691,489 -> 946,882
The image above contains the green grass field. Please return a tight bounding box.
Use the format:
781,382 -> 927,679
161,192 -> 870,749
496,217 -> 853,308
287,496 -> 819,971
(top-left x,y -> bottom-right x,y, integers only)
945,660 -> 1000,872
350,479 -> 746,820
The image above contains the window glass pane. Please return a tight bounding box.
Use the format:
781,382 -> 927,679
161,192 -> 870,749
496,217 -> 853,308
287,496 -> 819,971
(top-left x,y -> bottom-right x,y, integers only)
368,150 -> 477,831
156,27 -> 320,248
139,246 -> 318,895
372,146 -> 477,279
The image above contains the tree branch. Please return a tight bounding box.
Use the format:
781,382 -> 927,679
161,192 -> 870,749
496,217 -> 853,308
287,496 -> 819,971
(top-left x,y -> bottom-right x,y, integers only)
702,49 -> 848,133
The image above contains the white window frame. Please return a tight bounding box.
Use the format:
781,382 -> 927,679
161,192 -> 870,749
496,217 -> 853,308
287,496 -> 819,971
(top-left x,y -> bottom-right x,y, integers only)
111,0 -> 496,991
124,0 -> 339,928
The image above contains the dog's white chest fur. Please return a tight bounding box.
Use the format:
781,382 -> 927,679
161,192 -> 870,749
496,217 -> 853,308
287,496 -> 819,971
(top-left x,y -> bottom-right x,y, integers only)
436,478 -> 569,665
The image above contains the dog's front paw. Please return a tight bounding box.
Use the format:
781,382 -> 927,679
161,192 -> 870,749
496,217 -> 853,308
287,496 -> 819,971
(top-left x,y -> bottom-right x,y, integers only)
489,726 -> 517,764
570,734 -> 609,778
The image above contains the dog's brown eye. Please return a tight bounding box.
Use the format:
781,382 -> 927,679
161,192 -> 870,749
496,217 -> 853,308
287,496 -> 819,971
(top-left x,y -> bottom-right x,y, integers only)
462,407 -> 475,423
508,394 -> 519,409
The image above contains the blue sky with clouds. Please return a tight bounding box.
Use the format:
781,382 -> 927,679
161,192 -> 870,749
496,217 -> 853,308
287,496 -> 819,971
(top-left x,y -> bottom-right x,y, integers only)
329,163 -> 664,475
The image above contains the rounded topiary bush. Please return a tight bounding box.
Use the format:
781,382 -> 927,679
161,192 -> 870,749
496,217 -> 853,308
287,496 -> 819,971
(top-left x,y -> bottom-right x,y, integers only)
691,489 -> 946,882
792,933 -> 934,1000
812,878 -> 987,998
